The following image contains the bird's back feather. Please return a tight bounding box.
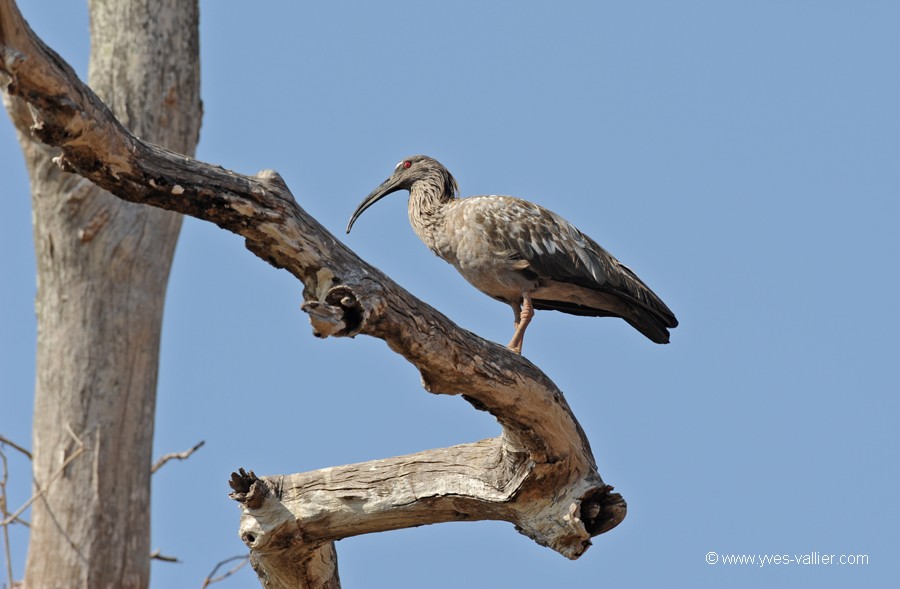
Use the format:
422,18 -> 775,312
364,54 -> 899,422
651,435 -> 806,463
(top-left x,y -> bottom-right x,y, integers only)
458,196 -> 678,343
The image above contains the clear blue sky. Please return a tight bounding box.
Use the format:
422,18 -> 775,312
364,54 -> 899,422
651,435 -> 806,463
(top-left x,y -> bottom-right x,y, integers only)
2,1 -> 898,587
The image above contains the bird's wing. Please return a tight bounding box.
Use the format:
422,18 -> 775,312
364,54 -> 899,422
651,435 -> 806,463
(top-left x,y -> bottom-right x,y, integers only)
474,196 -> 678,328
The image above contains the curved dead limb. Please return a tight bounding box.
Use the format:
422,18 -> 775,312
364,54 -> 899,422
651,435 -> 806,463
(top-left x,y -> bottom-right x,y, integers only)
1,1 -> 625,586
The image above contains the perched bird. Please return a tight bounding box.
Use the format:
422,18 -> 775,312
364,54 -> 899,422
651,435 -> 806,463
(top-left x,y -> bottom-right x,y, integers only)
346,155 -> 677,353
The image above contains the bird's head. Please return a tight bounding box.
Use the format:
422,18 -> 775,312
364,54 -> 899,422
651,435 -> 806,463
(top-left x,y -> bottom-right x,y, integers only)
346,155 -> 458,233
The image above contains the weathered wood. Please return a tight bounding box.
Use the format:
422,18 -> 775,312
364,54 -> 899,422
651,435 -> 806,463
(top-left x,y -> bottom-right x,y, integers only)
2,1 -> 200,587
1,0 -> 625,585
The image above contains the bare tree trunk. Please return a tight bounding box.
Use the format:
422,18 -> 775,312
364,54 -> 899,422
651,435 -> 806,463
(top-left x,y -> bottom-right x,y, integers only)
3,1 -> 201,587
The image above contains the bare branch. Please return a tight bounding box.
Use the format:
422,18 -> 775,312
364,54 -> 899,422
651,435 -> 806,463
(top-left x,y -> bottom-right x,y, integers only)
0,436 -> 31,461
0,429 -> 84,528
151,440 -> 205,474
200,555 -> 249,589
1,447 -> 14,589
150,548 -> 180,564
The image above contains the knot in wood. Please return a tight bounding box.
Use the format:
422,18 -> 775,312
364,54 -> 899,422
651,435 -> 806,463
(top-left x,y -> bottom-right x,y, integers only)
301,285 -> 364,338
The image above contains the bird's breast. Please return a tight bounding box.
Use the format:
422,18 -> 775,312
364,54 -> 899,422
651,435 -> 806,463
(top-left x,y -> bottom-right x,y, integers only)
422,198 -> 539,303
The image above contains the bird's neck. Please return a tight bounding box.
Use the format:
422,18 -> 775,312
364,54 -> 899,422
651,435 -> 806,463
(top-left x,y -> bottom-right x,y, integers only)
408,174 -> 455,252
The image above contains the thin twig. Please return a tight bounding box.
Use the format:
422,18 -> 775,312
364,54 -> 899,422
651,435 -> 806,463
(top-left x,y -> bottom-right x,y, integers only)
1,448 -> 14,589
150,547 -> 180,563
152,441 -> 205,474
200,555 -> 249,588
0,429 -> 85,527
0,436 -> 31,461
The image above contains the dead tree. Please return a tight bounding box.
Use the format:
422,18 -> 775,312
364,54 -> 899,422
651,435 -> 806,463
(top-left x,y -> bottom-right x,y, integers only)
2,0 -> 200,587
0,1 -> 625,587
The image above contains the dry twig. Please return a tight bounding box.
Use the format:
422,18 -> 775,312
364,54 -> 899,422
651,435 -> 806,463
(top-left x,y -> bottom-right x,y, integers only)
150,548 -> 180,563
0,428 -> 84,528
0,436 -> 31,461
0,435 -> 36,588
1,447 -> 14,589
151,441 -> 206,474
200,555 -> 249,588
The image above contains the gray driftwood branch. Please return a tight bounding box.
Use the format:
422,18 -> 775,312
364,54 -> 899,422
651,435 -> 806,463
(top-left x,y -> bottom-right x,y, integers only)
1,1 -> 625,586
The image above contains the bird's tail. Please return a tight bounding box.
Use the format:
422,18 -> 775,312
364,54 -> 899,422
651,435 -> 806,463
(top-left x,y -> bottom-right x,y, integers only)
622,305 -> 676,344
615,263 -> 678,344
532,294 -> 677,344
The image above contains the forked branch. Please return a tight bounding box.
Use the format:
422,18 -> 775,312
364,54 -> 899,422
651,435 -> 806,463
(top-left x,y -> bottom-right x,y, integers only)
1,1 -> 625,586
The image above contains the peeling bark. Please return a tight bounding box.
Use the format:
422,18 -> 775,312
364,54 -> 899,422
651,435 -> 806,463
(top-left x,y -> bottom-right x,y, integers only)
1,1 -> 625,586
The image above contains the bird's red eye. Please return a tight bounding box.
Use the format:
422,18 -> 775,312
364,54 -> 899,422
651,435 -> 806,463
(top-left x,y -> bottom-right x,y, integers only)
403,160 -> 412,168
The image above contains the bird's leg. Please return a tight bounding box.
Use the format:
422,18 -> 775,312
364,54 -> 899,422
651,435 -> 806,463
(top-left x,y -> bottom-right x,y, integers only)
507,294 -> 534,354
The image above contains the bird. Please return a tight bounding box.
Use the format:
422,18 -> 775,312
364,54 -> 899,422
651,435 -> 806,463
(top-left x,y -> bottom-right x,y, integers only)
346,155 -> 677,354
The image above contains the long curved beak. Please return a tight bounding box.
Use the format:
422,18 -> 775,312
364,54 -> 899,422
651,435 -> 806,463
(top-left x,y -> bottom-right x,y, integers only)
346,176 -> 405,234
